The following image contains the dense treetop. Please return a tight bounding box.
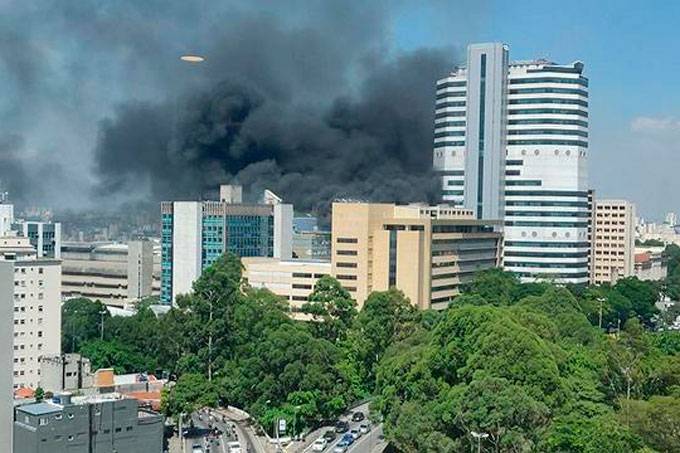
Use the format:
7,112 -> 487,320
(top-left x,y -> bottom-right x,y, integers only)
62,254 -> 680,451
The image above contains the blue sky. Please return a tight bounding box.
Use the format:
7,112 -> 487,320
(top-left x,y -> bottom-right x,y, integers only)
391,0 -> 680,220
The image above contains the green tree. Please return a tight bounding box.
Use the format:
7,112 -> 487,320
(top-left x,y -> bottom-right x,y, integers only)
542,412 -> 641,452
620,396 -> 680,452
34,387 -> 45,402
79,340 -> 155,374
162,373 -> 219,418
301,275 -> 357,342
614,277 -> 660,326
62,298 -> 110,353
461,268 -> 519,306
342,289 -> 419,394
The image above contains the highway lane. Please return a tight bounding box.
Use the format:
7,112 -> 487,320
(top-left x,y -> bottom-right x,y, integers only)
305,402 -> 385,453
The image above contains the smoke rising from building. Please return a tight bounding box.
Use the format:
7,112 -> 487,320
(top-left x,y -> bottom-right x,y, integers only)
1,1 -> 456,216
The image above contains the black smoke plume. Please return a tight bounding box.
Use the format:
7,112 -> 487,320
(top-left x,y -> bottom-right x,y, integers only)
2,1 -> 457,216
91,7 -> 453,219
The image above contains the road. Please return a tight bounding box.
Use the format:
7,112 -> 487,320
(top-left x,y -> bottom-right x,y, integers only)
182,409 -> 246,453
300,402 -> 386,453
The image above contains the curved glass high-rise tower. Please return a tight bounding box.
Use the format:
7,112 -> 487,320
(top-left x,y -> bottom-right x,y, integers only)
433,43 -> 590,284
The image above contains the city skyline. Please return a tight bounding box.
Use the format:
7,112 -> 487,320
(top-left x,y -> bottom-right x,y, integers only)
2,1 -> 680,221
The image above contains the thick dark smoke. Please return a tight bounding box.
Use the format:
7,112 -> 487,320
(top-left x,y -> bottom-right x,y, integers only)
95,49 -> 450,217
90,3 -> 454,218
2,1 -> 458,216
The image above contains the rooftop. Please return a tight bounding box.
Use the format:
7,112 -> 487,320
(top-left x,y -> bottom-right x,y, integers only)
18,402 -> 62,416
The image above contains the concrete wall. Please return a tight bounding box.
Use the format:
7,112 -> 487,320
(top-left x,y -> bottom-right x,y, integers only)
127,240 -> 154,300
171,202 -> 202,302
274,203 -> 293,260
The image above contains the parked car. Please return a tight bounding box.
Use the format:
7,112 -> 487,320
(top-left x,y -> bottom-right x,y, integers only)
351,411 -> 365,422
312,438 -> 328,451
359,423 -> 370,434
323,430 -> 337,441
191,445 -> 203,453
350,428 -> 361,439
334,420 -> 350,433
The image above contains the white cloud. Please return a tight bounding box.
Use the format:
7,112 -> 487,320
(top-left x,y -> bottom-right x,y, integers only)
631,116 -> 680,133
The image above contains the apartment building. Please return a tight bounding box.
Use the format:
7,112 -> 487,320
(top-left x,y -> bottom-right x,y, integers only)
13,393 -> 163,453
433,42 -> 590,283
332,202 -> 502,310
1,261 -> 13,448
0,235 -> 61,391
591,199 -> 635,284
161,185 -> 293,304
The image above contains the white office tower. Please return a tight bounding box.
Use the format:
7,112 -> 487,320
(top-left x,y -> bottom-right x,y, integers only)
434,42 -> 590,283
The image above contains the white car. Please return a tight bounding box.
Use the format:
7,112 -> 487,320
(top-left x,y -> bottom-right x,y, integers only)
359,423 -> 370,434
226,441 -> 242,453
191,445 -> 203,453
312,437 -> 328,451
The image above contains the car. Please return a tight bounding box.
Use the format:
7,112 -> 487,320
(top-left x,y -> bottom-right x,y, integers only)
226,441 -> 242,453
349,428 -> 361,439
312,438 -> 328,451
191,445 -> 203,453
333,440 -> 350,453
351,411 -> 365,422
359,423 -> 370,434
334,420 -> 349,433
341,433 -> 355,445
323,430 -> 337,441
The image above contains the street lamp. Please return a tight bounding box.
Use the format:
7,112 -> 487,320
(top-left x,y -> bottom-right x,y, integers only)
596,297 -> 606,329
471,431 -> 489,453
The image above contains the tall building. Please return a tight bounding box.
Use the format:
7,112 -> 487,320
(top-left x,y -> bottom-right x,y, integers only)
591,199 -> 636,285
0,261 -> 14,449
160,185 -> 293,304
13,393 -> 164,453
332,202 -> 502,309
434,42 -> 590,283
0,235 -> 62,391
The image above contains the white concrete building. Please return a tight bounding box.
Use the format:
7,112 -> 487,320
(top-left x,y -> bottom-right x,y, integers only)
0,261 -> 13,448
161,185 -> 293,304
0,235 -> 61,391
433,42 -> 590,283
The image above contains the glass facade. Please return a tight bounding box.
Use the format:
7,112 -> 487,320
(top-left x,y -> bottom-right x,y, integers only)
201,215 -> 225,268
225,215 -> 273,258
160,213 -> 174,304
160,205 -> 276,305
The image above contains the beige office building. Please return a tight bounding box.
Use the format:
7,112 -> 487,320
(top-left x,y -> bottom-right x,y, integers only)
241,257 -> 331,315
591,199 -> 635,285
331,203 -> 502,310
